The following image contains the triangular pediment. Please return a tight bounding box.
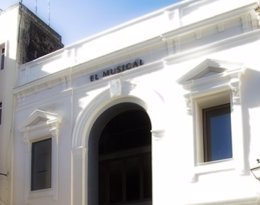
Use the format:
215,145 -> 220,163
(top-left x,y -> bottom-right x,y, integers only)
22,109 -> 59,129
178,59 -> 243,85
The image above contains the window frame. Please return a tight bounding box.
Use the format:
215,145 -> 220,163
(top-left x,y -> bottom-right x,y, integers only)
0,45 -> 5,70
178,59 -> 246,180
202,103 -> 232,162
193,91 -> 232,165
0,102 -> 2,125
31,138 -> 52,191
21,110 -> 60,201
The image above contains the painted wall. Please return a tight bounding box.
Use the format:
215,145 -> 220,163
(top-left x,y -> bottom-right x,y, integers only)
0,4 -> 63,205
0,5 -> 20,205
13,0 -> 260,205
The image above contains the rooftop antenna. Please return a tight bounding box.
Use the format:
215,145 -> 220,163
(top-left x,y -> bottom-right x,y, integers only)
35,0 -> 37,14
33,0 -> 51,26
48,0 -> 50,26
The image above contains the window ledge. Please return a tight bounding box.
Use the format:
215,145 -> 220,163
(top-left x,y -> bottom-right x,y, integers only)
192,159 -> 235,181
28,188 -> 54,199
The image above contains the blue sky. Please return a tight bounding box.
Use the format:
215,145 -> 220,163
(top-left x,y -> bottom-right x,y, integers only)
1,0 -> 179,45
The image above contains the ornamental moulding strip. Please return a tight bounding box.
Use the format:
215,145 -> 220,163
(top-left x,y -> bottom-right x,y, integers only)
14,2 -> 258,96
164,29 -> 260,65
161,1 -> 258,40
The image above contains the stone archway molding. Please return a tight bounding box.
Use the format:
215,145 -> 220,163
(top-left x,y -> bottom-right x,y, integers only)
72,80 -> 165,149
71,80 -> 165,205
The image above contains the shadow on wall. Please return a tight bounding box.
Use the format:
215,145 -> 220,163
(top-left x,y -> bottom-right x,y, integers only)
0,45 -> 18,205
241,68 -> 260,172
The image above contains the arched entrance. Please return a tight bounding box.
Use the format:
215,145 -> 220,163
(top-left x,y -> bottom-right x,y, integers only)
89,103 -> 152,205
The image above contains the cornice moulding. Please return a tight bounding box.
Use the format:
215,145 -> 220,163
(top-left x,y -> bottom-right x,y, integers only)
163,2 -> 258,40
15,0 -> 259,97
165,29 -> 260,65
17,0 -> 258,88
14,25 -> 259,97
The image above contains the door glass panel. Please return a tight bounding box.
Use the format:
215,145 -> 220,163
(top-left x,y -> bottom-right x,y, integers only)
143,153 -> 152,199
98,106 -> 152,205
109,161 -> 123,203
126,157 -> 140,201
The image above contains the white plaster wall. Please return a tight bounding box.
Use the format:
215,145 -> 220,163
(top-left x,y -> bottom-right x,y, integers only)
0,5 -> 20,205
13,0 -> 260,205
17,0 -> 257,85
14,40 -> 260,205
14,89 -> 73,205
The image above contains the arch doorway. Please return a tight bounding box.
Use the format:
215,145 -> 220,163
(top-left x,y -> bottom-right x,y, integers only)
89,103 -> 152,205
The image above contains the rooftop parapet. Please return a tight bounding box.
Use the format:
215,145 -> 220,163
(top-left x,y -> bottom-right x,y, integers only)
17,0 -> 259,87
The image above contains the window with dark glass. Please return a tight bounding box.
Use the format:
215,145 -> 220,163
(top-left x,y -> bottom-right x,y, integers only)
203,103 -> 232,162
1,47 -> 5,70
31,138 -> 52,191
0,102 -> 2,125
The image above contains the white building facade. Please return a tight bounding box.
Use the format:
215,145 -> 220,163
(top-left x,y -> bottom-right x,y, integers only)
0,5 -> 20,205
0,3 -> 62,205
8,0 -> 260,204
